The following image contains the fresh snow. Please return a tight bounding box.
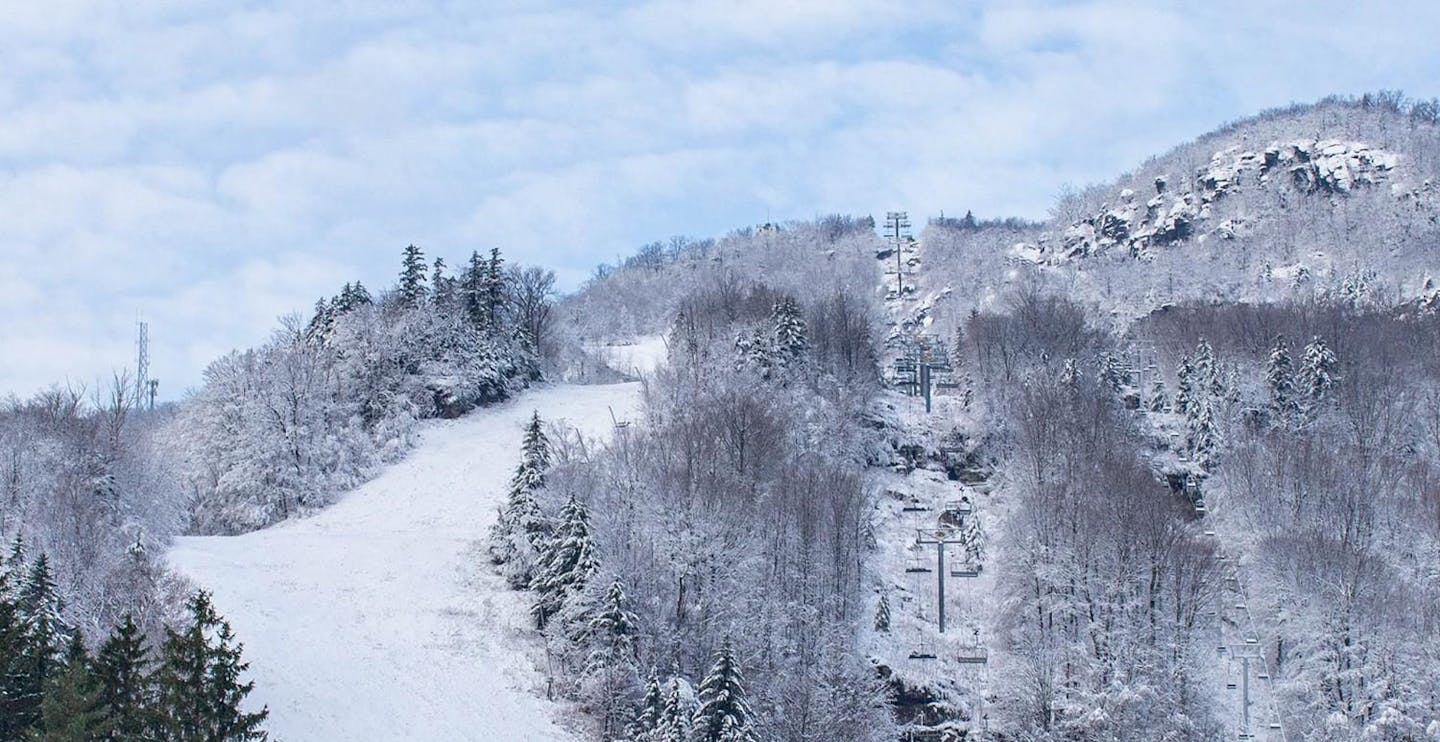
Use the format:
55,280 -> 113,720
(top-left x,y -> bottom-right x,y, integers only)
592,336 -> 669,378
169,381 -> 644,741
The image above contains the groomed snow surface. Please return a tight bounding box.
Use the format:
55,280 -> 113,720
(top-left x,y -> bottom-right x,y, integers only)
170,381 -> 644,741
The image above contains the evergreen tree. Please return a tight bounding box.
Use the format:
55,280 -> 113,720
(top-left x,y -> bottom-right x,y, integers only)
343,281 -> 372,309
5,533 -> 28,588
627,668 -> 664,742
484,247 -> 507,332
530,496 -> 599,629
691,638 -> 758,742
93,616 -> 152,742
1098,351 -> 1132,394
771,298 -> 808,370
1299,336 -> 1340,410
19,553 -> 70,686
1148,377 -> 1169,413
1192,338 -> 1220,398
398,244 -> 428,308
654,677 -> 694,742
488,412 -> 553,577
34,633 -> 110,742
1172,355 -> 1195,415
1267,334 -> 1298,424
461,251 -> 488,328
304,297 -> 333,345
582,578 -> 640,739
1186,397 -> 1221,470
431,257 -> 450,304
152,591 -> 268,742
874,594 -> 890,633
0,569 -> 42,740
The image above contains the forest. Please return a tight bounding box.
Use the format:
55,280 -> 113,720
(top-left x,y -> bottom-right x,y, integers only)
3,94 -> 1439,741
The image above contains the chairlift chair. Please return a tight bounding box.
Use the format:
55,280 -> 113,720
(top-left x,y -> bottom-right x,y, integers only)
950,564 -> 981,578
905,557 -> 933,574
944,498 -> 974,516
909,642 -> 937,660
955,646 -> 988,665
901,499 -> 931,513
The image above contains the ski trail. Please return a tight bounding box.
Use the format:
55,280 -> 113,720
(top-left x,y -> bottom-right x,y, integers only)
169,382 -> 644,742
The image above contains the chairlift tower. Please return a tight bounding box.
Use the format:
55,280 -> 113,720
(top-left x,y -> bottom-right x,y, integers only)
914,526 -> 966,633
884,211 -> 913,296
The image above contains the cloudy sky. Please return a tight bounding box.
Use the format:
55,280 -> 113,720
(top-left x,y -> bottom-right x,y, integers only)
3,1 -> 1437,399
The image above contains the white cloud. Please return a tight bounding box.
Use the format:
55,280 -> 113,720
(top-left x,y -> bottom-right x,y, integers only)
1,0 -> 1435,399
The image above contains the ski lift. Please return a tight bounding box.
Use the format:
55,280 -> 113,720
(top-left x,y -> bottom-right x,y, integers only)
905,557 -> 933,574
1226,682 -> 1238,690
1235,603 -> 1247,611
909,642 -> 937,660
950,564 -> 981,578
945,497 -> 974,515
1268,723 -> 1282,730
1257,673 -> 1270,680
956,628 -> 988,664
608,406 -> 631,430
901,499 -> 931,513
955,647 -> 989,665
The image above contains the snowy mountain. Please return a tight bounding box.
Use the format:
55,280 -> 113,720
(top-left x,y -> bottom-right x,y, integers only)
7,93 -> 1440,742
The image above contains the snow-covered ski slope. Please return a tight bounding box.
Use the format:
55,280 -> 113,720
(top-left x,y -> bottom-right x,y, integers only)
170,381 -> 644,741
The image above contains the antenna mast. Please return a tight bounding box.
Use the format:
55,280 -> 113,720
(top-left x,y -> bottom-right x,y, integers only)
135,320 -> 158,410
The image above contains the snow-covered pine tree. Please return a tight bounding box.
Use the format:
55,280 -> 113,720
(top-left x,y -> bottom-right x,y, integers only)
152,590 -> 268,741
18,553 -> 70,666
627,667 -> 664,742
1192,338 -> 1219,397
771,297 -> 808,371
4,533 -> 26,588
484,247 -> 507,333
1267,334 -> 1298,425
1186,396 -> 1221,470
581,577 -> 641,739
488,411 -> 553,582
1148,377 -> 1169,413
431,257 -> 457,308
529,495 -> 599,629
0,566 -> 43,738
1172,355 -> 1195,415
93,615 -> 153,741
1098,351 -> 1132,394
304,297 -> 334,345
745,325 -> 773,378
874,593 -> 890,633
520,410 -> 552,475
960,513 -> 985,563
461,251 -> 488,329
1299,336 -> 1339,409
398,244 -> 428,308
691,637 -> 758,742
654,676 -> 695,742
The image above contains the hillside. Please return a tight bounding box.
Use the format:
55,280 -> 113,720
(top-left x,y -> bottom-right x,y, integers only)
917,96 -> 1440,331
9,93 -> 1440,742
168,381 -> 646,740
